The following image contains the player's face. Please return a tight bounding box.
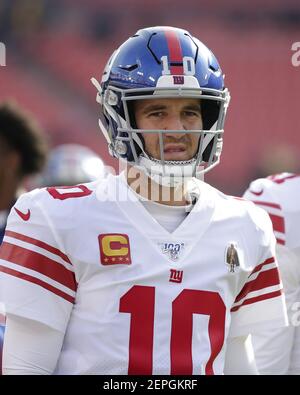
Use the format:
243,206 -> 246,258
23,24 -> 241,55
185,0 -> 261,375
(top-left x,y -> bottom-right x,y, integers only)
134,98 -> 203,161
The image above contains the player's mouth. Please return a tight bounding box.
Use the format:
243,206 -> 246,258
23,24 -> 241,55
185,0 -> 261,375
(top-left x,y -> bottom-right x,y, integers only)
163,144 -> 188,161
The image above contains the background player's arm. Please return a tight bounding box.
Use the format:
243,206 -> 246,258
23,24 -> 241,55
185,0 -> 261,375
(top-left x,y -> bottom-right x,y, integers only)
227,202 -> 288,374
3,314 -> 64,375
251,244 -> 300,374
224,335 -> 258,374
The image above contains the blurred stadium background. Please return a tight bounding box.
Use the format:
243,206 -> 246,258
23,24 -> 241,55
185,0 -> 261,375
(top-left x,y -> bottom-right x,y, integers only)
0,0 -> 299,195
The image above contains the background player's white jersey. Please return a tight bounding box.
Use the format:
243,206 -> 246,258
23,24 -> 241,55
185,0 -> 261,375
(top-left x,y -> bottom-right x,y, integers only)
244,172 -> 300,374
0,173 -> 287,374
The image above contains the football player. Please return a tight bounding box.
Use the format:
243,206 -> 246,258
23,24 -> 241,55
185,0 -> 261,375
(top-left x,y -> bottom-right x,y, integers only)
243,173 -> 300,374
0,27 -> 288,375
0,101 -> 47,374
0,101 -> 48,243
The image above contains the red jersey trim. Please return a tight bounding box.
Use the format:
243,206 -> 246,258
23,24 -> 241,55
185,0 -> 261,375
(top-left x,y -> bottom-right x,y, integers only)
0,242 -> 77,292
231,290 -> 282,312
234,267 -> 280,304
0,265 -> 75,304
251,201 -> 282,210
5,230 -> 72,264
249,257 -> 275,276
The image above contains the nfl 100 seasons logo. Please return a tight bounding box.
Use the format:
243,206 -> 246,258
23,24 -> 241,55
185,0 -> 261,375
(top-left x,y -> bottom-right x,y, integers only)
160,242 -> 185,262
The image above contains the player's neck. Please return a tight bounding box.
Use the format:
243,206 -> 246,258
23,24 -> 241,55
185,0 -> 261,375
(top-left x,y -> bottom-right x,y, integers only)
126,166 -> 191,207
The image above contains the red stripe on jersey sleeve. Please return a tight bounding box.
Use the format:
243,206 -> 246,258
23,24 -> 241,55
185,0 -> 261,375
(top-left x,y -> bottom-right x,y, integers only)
4,230 -> 72,264
250,257 -> 275,276
0,242 -> 77,292
234,267 -> 280,304
248,203 -> 286,243
0,265 -> 75,304
269,214 -> 285,234
252,201 -> 282,210
230,290 -> 282,312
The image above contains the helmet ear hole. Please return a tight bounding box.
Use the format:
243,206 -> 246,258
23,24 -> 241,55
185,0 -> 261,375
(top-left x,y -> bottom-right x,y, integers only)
127,101 -> 137,129
202,138 -> 214,162
200,99 -> 221,163
126,101 -> 145,159
201,99 -> 220,130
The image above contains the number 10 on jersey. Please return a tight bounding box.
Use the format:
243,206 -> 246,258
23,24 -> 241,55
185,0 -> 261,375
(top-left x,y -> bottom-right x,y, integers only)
120,285 -> 226,375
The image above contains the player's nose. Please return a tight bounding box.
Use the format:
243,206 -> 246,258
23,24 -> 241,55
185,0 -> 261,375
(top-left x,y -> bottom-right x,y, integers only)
164,114 -> 185,138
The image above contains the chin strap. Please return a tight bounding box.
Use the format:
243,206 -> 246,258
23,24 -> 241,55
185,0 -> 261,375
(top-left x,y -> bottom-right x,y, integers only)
137,155 -> 198,187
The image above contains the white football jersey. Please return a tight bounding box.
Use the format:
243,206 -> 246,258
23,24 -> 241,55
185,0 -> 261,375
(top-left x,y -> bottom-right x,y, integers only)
0,173 -> 287,375
244,172 -> 300,374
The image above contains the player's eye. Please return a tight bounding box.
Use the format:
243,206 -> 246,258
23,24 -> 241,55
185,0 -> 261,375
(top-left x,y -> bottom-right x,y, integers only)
183,111 -> 200,117
148,111 -> 164,118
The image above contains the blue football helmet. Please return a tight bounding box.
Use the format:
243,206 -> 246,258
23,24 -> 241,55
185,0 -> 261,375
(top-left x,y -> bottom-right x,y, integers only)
39,144 -> 105,187
92,26 -> 230,186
